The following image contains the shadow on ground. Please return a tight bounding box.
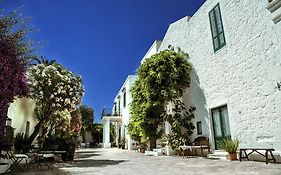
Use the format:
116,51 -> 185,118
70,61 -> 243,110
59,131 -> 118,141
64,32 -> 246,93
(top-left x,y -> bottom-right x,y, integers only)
75,152 -> 102,159
58,159 -> 128,168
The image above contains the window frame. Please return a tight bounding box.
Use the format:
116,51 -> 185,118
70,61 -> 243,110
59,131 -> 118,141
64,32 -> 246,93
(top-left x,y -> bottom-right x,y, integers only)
209,3 -> 226,52
123,91 -> 126,107
197,121 -> 202,135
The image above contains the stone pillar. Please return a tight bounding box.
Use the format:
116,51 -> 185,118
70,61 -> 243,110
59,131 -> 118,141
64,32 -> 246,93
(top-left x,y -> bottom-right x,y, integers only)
115,121 -> 120,147
127,136 -> 132,151
103,118 -> 111,148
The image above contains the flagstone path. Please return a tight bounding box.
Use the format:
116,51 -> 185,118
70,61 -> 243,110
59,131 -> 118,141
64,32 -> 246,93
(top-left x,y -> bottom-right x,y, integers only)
16,148 -> 281,175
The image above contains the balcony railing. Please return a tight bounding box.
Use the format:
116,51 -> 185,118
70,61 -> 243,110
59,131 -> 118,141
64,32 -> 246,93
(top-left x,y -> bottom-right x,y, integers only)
101,108 -> 121,119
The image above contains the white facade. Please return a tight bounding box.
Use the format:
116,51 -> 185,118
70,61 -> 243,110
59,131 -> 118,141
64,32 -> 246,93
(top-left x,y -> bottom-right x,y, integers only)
104,0 -> 281,159
112,75 -> 137,150
104,41 -> 163,150
7,98 -> 37,138
157,0 -> 281,154
140,40 -> 162,64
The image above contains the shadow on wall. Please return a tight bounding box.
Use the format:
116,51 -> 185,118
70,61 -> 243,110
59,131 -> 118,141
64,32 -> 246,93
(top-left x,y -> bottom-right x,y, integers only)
187,69 -> 209,138
19,97 -> 34,118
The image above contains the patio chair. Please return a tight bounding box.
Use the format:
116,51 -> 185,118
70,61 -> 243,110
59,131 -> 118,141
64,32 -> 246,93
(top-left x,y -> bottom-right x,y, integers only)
27,144 -> 55,171
5,150 -> 29,173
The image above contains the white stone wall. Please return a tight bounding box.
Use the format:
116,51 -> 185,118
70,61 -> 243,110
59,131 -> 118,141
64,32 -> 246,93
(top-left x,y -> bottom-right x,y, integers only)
7,97 -> 37,139
113,75 -> 137,150
140,40 -> 162,64
158,0 -> 281,152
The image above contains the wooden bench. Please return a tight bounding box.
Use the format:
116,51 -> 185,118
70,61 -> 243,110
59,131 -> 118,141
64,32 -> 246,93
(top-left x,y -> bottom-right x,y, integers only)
239,148 -> 276,164
191,136 -> 210,157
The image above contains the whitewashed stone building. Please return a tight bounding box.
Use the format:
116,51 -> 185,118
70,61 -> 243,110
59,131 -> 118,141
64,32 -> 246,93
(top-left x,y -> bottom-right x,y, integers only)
102,75 -> 137,149
103,0 -> 281,159
159,0 -> 281,154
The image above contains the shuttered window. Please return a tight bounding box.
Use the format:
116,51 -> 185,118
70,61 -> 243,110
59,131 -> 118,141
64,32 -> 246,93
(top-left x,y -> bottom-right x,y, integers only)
209,3 -> 226,52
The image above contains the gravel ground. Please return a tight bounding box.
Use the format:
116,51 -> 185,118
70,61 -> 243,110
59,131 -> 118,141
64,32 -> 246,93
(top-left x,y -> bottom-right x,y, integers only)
14,148 -> 281,175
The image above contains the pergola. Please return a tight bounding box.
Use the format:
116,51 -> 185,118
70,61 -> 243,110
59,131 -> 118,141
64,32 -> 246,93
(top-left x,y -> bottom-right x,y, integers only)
101,114 -> 122,148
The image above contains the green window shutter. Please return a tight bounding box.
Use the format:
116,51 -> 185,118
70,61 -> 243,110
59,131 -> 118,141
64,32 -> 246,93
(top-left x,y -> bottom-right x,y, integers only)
209,3 -> 226,52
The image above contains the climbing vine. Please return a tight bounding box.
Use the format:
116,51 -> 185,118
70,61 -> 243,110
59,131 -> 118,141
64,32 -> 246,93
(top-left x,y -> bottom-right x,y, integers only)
128,46 -> 194,149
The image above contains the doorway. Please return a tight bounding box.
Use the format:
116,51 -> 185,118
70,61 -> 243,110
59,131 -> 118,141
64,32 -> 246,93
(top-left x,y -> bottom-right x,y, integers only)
211,105 -> 231,149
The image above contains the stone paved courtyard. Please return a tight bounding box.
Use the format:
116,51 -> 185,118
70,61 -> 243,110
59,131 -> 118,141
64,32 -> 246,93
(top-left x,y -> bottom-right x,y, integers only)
15,148 -> 281,175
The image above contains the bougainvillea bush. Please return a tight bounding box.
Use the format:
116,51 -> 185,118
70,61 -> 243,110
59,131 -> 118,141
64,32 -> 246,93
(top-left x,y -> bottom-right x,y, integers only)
0,12 -> 32,150
26,63 -> 84,146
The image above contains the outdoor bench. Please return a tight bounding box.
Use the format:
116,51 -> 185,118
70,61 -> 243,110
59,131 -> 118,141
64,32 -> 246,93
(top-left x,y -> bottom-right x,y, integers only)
239,148 -> 276,164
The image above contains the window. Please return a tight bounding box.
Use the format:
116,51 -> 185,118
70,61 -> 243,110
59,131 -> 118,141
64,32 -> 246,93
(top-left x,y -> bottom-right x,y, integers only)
197,121 -> 202,135
123,91 -> 126,107
118,96 -> 121,113
114,102 -> 117,114
209,3 -> 226,52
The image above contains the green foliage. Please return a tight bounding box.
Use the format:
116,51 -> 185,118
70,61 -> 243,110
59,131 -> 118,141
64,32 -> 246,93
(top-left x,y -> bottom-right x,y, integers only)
128,47 -> 192,149
80,105 -> 94,129
91,123 -> 103,146
79,105 -> 94,142
164,100 -> 196,149
119,137 -> 126,148
218,137 -> 240,154
45,132 -> 80,151
44,134 -> 61,146
14,133 -> 28,153
110,123 -> 116,144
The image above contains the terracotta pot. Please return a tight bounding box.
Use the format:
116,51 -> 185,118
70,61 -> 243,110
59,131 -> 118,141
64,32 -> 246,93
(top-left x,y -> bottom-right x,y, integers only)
140,148 -> 145,153
229,153 -> 238,161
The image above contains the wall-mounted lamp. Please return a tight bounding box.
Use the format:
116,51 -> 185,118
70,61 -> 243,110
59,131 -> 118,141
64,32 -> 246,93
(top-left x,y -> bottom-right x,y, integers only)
277,81 -> 281,91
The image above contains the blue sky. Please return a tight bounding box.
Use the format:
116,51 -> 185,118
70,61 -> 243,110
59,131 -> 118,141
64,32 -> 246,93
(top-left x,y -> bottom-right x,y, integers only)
2,0 -> 205,122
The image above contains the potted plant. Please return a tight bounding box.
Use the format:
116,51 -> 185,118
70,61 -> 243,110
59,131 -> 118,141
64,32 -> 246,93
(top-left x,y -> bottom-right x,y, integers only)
58,133 -> 80,161
14,133 -> 29,153
218,137 -> 240,161
139,142 -> 147,153
42,134 -> 61,152
120,137 -> 126,149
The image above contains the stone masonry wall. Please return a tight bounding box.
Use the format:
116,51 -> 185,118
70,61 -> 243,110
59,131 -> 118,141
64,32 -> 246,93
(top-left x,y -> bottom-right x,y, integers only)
159,0 -> 281,152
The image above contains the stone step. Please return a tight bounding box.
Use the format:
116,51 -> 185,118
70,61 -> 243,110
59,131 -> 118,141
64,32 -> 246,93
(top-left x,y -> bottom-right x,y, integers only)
208,151 -> 228,160
152,148 -> 163,153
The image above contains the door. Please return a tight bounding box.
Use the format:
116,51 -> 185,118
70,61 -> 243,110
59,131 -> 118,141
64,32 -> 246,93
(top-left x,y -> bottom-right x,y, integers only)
211,105 -> 231,149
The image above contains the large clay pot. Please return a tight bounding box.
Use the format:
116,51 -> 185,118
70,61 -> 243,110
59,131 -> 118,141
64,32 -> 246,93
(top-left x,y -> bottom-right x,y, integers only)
140,148 -> 145,153
229,153 -> 238,161
62,147 -> 75,161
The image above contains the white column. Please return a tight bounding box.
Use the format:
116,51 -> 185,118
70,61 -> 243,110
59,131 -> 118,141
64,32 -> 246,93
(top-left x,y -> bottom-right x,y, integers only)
103,118 -> 111,148
116,121 -> 120,147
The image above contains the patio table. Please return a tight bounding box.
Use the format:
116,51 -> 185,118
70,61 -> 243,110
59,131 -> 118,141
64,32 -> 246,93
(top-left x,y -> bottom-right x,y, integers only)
39,150 -> 67,159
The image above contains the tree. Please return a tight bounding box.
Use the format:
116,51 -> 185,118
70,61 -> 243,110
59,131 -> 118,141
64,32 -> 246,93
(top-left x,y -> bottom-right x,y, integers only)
26,62 -> 84,146
164,100 -> 196,149
128,47 -> 192,149
91,123 -> 103,146
0,11 -> 33,150
70,110 -> 82,135
79,105 -> 94,143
